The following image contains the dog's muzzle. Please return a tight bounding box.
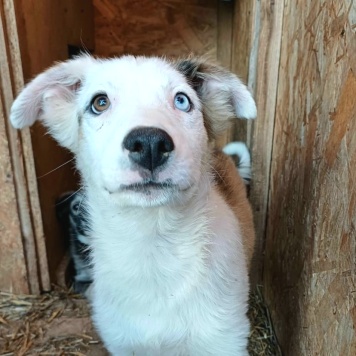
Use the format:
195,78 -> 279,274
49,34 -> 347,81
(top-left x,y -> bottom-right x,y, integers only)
123,127 -> 174,172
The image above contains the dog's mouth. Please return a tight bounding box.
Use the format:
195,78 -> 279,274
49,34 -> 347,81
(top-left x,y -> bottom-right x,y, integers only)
121,180 -> 174,192
105,180 -> 177,195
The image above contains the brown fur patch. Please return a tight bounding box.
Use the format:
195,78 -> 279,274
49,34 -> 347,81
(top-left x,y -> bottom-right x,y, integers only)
211,150 -> 255,269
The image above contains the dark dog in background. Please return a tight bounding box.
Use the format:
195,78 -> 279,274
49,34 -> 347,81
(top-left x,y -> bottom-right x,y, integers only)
56,191 -> 92,294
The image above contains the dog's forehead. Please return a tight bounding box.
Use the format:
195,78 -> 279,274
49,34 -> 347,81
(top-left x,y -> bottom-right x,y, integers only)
84,56 -> 187,92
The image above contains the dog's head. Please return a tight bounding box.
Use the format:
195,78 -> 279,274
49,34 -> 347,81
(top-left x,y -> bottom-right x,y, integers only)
10,56 -> 256,207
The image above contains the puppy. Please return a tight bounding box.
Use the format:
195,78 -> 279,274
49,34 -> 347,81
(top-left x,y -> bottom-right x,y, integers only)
56,191 -> 93,294
10,55 -> 256,355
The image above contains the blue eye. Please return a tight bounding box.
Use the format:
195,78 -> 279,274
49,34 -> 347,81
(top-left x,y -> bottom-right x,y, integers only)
174,93 -> 191,112
91,94 -> 110,114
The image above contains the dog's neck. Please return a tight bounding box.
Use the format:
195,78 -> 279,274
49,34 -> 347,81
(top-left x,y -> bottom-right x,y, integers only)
85,175 -> 215,301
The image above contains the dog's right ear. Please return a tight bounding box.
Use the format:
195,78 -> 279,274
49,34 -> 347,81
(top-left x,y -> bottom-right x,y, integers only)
10,55 -> 95,152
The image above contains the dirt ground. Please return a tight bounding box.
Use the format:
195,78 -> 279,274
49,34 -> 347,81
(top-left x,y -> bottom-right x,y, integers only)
0,286 -> 281,356
0,289 -> 106,355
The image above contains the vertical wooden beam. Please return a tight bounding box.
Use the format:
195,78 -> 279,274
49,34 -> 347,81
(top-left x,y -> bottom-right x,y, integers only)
248,0 -> 285,282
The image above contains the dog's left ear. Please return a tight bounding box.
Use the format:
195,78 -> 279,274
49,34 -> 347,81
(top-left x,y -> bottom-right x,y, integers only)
175,58 -> 257,138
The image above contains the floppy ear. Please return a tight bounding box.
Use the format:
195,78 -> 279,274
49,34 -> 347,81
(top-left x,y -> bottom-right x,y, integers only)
10,55 -> 95,152
175,58 -> 257,139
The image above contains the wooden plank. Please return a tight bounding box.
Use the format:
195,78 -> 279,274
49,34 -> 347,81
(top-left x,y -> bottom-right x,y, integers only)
13,0 -> 79,286
0,1 -> 40,294
248,0 -> 285,282
264,0 -> 356,354
3,0 -> 50,292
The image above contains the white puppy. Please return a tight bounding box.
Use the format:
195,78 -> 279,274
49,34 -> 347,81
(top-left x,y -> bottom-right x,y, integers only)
10,55 -> 256,355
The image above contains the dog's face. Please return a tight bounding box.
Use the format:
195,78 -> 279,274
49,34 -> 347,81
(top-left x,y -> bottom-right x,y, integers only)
77,57 -> 208,206
10,56 -> 256,207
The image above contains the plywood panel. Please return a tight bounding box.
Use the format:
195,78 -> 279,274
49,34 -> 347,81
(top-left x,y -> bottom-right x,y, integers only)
94,0 -> 217,58
264,0 -> 356,354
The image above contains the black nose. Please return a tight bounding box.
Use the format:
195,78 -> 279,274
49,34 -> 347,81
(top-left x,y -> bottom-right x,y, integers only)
123,127 -> 174,171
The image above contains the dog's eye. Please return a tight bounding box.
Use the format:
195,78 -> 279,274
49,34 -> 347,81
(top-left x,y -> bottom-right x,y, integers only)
91,94 -> 110,114
174,93 -> 191,112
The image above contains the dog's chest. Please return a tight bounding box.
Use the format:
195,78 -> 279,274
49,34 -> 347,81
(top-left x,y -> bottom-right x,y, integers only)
90,203 -> 212,307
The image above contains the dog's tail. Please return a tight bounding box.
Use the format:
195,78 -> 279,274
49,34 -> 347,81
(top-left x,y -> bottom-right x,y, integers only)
223,142 -> 251,185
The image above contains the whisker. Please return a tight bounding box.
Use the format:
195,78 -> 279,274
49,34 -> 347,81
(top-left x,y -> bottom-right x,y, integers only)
79,35 -> 91,56
37,158 -> 75,179
55,187 -> 83,206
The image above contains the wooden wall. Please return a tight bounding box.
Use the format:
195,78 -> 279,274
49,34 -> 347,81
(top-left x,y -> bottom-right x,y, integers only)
257,0 -> 356,354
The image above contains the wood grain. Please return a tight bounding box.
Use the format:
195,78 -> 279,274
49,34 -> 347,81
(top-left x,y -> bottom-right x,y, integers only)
263,0 -> 356,353
93,0 -> 217,58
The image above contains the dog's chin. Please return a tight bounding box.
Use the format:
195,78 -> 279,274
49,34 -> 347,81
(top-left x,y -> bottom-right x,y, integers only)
104,181 -> 189,208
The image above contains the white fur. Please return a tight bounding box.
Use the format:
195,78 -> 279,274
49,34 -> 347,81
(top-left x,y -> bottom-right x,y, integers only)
10,55 -> 255,355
